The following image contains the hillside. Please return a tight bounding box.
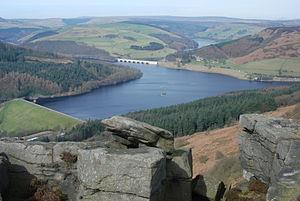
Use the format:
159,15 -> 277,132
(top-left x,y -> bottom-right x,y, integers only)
128,17 -> 300,41
177,103 -> 300,176
25,40 -> 114,61
2,16 -> 300,61
25,22 -> 196,60
194,27 -> 300,62
175,103 -> 300,200
0,99 -> 82,137
0,41 -> 142,101
168,26 -> 300,79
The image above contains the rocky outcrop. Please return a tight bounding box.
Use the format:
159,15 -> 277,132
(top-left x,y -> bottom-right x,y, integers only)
0,116 -> 193,201
239,114 -> 300,201
101,116 -> 174,153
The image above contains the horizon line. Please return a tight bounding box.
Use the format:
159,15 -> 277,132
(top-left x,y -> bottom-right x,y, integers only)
1,15 -> 300,21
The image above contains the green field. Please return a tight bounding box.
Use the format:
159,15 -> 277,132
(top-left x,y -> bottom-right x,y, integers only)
0,99 -> 82,137
35,22 -> 177,59
234,58 -> 300,77
193,58 -> 300,78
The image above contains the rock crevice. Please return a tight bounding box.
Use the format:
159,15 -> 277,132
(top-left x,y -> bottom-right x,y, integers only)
239,114 -> 300,201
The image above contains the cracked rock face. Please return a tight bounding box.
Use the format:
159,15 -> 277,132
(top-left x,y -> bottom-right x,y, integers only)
77,146 -> 166,201
239,114 -> 300,201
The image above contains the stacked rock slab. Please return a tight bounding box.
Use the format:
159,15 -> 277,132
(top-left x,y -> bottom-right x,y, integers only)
239,114 -> 300,201
101,116 -> 193,201
101,116 -> 174,153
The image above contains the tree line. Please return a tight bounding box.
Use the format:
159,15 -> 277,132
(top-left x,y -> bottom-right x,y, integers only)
126,85 -> 300,137
55,85 -> 300,141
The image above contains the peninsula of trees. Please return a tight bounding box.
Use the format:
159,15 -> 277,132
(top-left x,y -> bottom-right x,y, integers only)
0,42 -> 142,101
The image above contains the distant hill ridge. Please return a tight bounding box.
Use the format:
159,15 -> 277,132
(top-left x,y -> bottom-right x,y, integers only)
194,26 -> 300,64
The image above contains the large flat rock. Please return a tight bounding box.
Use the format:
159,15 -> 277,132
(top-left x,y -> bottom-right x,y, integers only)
77,146 -> 166,200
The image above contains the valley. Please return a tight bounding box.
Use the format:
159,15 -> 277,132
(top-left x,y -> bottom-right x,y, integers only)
40,63 -> 288,120
0,12 -> 300,201
169,26 -> 300,81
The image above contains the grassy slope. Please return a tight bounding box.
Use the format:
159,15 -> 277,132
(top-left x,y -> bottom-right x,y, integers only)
35,22 -> 177,59
234,58 -> 300,77
0,99 -> 81,137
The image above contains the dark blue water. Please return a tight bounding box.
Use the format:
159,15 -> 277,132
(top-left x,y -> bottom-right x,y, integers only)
41,64 -> 288,120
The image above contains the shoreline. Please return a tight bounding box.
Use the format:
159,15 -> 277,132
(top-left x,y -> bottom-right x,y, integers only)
158,61 -> 300,83
159,62 -> 247,80
27,73 -> 143,104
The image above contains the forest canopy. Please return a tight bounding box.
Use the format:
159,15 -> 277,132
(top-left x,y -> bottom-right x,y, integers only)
127,85 -> 300,136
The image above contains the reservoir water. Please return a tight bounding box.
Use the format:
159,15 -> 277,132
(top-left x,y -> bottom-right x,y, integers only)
41,64 -> 289,120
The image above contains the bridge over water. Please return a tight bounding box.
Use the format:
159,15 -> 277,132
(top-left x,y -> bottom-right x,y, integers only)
117,58 -> 158,65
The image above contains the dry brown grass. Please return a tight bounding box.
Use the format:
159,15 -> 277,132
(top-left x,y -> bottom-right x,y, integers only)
178,125 -> 241,175
27,178 -> 67,201
60,151 -> 77,164
248,180 -> 268,194
177,104 -> 299,177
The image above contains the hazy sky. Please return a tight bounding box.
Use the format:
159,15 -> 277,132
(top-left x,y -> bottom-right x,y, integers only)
2,0 -> 300,20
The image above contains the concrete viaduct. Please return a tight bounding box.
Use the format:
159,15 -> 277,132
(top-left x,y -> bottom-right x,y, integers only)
117,58 -> 158,65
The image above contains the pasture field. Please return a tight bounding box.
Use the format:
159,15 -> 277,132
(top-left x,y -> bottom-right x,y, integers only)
191,58 -> 300,78
234,58 -> 300,77
0,99 -> 82,137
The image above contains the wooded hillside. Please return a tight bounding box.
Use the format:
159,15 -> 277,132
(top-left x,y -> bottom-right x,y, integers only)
0,42 -> 142,101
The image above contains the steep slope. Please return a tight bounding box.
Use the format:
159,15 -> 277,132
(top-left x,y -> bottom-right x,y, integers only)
177,103 -> 300,177
175,103 -> 300,199
233,26 -> 300,64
